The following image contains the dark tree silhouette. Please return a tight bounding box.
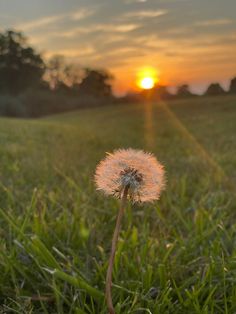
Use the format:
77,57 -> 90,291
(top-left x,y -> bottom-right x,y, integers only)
0,30 -> 45,94
154,85 -> 172,100
45,55 -> 82,91
140,84 -> 172,100
64,63 -> 82,88
46,55 -> 65,90
229,77 -> 236,94
79,69 -> 113,97
205,83 -> 225,96
176,84 -> 193,98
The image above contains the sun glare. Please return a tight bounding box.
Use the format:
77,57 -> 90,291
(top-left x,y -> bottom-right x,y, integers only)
140,77 -> 155,89
137,67 -> 159,90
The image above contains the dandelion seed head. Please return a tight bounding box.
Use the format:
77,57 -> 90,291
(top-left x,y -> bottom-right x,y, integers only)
95,148 -> 165,203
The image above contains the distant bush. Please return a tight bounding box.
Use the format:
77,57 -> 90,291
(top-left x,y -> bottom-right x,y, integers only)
176,84 -> 195,98
0,89 -> 115,118
205,83 -> 225,96
20,89 -> 114,117
229,77 -> 236,94
19,89 -> 66,117
0,94 -> 27,117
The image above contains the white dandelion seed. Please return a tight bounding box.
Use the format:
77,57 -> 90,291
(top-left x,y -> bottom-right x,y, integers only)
95,148 -> 166,314
95,148 -> 165,203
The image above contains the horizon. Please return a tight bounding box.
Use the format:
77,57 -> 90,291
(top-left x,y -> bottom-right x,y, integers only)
0,0 -> 236,95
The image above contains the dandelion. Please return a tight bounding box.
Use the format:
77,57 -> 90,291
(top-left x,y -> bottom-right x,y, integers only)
95,148 -> 165,314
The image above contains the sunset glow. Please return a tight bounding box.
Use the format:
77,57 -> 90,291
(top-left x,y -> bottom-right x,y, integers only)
137,67 -> 159,90
0,1 -> 235,94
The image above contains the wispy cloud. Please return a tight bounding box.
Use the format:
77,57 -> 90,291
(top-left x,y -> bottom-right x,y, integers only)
56,23 -> 140,38
124,0 -> 147,3
125,10 -> 168,19
15,8 -> 96,31
195,19 -> 233,27
112,24 -> 139,32
45,46 -> 95,59
71,8 -> 95,21
16,15 -> 64,31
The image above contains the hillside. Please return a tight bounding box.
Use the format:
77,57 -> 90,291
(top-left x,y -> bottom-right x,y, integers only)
0,95 -> 236,313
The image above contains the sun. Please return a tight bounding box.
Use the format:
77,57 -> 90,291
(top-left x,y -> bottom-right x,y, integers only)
137,67 -> 159,90
140,77 -> 155,90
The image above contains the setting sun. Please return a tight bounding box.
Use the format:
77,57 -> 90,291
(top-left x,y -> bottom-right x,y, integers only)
140,77 -> 155,89
137,67 -> 159,90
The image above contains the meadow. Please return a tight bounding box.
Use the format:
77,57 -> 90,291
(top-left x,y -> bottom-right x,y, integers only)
0,95 -> 236,313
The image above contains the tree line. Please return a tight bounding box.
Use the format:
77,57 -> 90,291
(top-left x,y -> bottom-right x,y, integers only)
0,30 -> 113,96
0,30 -> 236,117
0,30 -> 113,117
129,79 -> 236,103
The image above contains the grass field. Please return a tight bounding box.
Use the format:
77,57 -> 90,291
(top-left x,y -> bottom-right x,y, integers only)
0,95 -> 236,313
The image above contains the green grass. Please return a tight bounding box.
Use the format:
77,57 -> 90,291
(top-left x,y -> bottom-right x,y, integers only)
0,95 -> 236,313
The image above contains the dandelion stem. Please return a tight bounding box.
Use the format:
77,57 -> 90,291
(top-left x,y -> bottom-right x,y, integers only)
105,185 -> 129,314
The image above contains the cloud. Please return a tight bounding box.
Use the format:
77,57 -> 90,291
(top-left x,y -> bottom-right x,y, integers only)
124,10 -> 168,19
45,46 -> 95,59
112,24 -> 139,32
16,15 -> 64,31
71,8 -> 95,21
195,19 -> 233,27
15,8 -> 96,32
55,23 -> 140,38
124,0 -> 148,3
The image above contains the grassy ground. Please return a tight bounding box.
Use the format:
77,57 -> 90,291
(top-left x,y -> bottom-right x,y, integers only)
0,95 -> 236,313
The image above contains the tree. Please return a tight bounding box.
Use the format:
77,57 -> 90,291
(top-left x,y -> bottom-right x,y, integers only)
176,84 -> 193,98
0,30 -> 45,94
205,83 -> 225,96
64,63 -> 82,88
79,69 -> 113,97
229,77 -> 236,94
45,55 -> 82,91
154,85 -> 172,100
45,55 -> 65,90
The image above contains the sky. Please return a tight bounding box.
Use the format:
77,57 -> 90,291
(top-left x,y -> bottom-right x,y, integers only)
0,0 -> 236,95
